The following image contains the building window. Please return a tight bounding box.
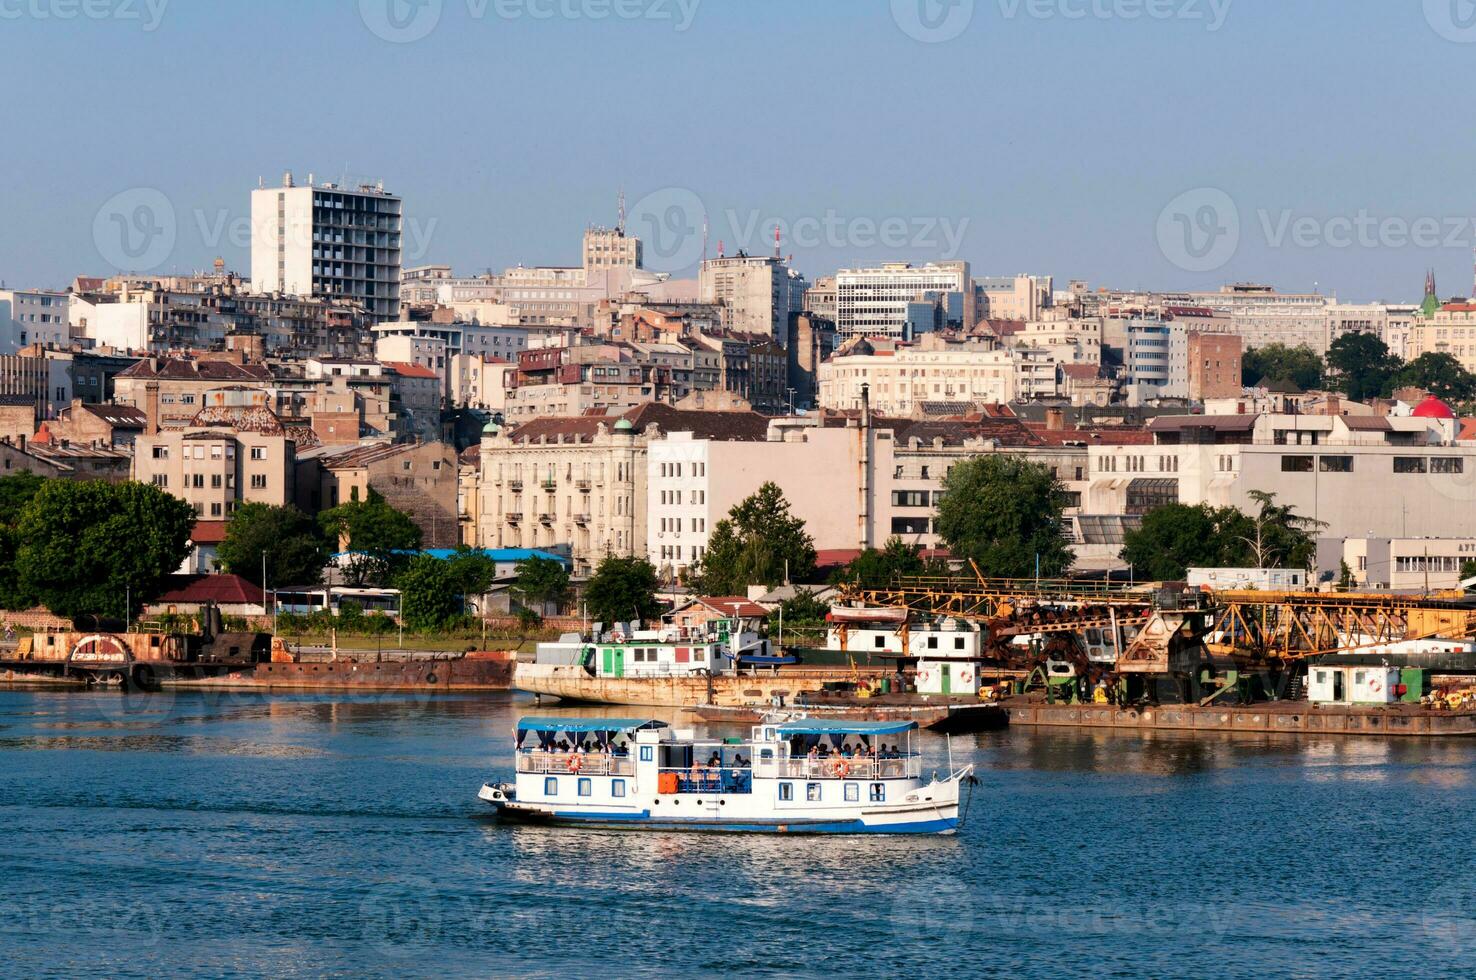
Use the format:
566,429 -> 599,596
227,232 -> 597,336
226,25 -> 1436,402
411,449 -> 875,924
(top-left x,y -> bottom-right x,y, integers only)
152,447 -> 169,459
150,475 -> 167,487
1281,455 -> 1314,473
250,475 -> 267,489
1394,457 -> 1428,474
891,517 -> 930,535
1319,456 -> 1353,473
891,490 -> 930,508
250,447 -> 267,460
1432,458 -> 1465,474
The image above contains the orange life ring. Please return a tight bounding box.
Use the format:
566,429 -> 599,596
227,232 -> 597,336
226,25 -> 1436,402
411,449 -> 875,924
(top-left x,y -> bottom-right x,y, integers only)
832,759 -> 850,778
566,754 -> 583,773
1369,679 -> 1383,694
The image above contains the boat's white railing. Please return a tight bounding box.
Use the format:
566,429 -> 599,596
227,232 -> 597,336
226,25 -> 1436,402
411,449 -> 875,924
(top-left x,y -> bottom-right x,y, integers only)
768,756 -> 921,780
516,751 -> 635,777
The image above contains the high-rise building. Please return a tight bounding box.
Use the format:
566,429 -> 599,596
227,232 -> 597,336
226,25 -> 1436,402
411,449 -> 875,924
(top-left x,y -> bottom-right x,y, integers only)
833,261 -> 972,339
698,252 -> 795,341
251,172 -> 402,322
582,226 -> 643,271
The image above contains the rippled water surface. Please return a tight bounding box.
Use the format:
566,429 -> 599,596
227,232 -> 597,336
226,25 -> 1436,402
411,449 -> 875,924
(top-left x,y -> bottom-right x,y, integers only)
2,687 -> 1475,978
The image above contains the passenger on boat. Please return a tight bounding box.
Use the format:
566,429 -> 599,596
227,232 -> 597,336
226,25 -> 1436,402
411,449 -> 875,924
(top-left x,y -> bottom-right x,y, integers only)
708,751 -> 722,767
731,753 -> 749,768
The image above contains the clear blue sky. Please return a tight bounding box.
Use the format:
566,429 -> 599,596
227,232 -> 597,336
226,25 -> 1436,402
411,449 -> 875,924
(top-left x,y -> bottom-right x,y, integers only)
3,0 -> 1474,302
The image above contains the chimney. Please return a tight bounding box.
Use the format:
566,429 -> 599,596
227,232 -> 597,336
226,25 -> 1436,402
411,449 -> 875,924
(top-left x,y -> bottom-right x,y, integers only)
144,382 -> 160,436
860,382 -> 871,428
1046,408 -> 1066,431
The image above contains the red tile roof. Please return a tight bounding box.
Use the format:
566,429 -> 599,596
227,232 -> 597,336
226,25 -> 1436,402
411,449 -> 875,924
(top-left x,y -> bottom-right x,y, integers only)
383,361 -> 439,380
116,359 -> 272,382
508,403 -> 770,444
153,574 -> 263,605
189,521 -> 230,545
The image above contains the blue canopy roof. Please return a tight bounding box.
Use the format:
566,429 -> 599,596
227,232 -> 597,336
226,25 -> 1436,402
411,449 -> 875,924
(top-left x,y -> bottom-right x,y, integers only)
775,720 -> 918,736
517,717 -> 666,734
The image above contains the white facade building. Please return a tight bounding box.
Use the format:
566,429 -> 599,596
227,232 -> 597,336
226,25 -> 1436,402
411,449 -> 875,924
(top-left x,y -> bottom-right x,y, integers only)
834,262 -> 971,339
251,172 -> 402,321
817,336 -> 1020,414
1,290 -> 71,354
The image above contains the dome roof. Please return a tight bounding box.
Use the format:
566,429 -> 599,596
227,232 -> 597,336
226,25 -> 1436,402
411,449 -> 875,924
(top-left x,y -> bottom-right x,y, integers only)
481,419 -> 501,435
613,418 -> 634,432
1411,395 -> 1456,420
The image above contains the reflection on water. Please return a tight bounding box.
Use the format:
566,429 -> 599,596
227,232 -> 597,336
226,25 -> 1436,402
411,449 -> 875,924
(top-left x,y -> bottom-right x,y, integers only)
1,689 -> 1474,978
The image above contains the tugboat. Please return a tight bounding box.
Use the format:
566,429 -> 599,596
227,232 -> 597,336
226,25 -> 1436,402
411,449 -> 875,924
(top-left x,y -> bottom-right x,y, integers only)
478,716 -> 977,834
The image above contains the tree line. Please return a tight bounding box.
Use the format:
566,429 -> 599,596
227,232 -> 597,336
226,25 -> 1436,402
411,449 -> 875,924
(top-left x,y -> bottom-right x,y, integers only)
1244,334 -> 1476,403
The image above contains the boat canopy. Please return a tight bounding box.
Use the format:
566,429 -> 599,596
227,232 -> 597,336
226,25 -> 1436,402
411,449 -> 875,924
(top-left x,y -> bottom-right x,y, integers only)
516,717 -> 667,734
775,720 -> 918,736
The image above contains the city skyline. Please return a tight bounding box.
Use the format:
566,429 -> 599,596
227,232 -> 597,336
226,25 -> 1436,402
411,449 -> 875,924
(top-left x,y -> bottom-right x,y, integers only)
3,1 -> 1476,301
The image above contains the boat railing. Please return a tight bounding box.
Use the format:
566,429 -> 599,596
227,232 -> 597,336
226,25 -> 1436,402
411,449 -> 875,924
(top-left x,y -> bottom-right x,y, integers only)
769,756 -> 920,780
658,767 -> 754,795
516,751 -> 635,777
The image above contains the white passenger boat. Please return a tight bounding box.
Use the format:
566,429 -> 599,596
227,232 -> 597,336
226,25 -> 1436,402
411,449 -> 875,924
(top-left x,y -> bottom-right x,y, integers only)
479,716 -> 977,834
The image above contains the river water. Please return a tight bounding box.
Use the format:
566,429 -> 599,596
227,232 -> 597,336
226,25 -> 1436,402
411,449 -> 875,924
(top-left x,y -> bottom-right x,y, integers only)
1,687 -> 1474,979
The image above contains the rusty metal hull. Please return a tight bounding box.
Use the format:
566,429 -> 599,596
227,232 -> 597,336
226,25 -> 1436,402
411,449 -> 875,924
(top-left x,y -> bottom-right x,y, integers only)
165,657 -> 515,692
515,663 -> 876,708
1004,699 -> 1476,736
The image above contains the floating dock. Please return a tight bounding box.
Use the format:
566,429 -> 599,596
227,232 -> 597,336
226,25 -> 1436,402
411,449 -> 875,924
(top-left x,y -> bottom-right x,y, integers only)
1003,699 -> 1476,736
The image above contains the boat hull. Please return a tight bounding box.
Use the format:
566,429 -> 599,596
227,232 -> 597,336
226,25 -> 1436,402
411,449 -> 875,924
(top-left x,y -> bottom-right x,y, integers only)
514,663 -> 878,708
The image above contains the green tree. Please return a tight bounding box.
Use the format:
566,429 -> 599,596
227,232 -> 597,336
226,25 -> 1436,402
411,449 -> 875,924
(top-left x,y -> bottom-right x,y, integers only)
16,480 -> 194,620
1242,343 -> 1325,391
835,537 -> 930,588
395,554 -> 462,631
1462,559 -> 1476,586
0,472 -> 46,609
215,503 -> 331,587
1393,352 -> 1476,401
1326,333 -> 1402,402
444,548 -> 498,598
512,556 -> 571,614
934,456 -> 1072,578
318,488 -> 422,585
1237,490 -> 1324,571
1120,503 -> 1245,581
690,482 -> 816,594
584,554 -> 661,627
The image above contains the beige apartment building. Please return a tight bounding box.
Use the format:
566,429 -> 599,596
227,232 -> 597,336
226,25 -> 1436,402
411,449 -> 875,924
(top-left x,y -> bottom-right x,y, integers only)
1409,302 -> 1476,373
817,334 -> 1024,415
131,386 -> 299,519
297,441 -> 459,549
472,404 -> 769,575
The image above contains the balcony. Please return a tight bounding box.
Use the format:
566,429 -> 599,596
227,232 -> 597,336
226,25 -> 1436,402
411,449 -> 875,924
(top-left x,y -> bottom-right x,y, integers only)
574,513 -> 591,525
541,480 -> 558,491
505,512 -> 522,524
576,480 -> 592,492
538,513 -> 555,524
509,479 -> 524,492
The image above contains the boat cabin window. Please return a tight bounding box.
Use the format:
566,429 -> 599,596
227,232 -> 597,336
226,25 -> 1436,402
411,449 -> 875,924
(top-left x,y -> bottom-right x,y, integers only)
954,637 -> 966,650
779,782 -> 794,801
927,637 -> 938,649
844,783 -> 859,802
693,649 -> 706,662
640,746 -> 653,762
869,783 -> 885,802
545,777 -> 558,795
806,783 -> 822,802
874,637 -> 886,648
612,779 -> 626,798
759,748 -> 774,761
578,778 -> 591,797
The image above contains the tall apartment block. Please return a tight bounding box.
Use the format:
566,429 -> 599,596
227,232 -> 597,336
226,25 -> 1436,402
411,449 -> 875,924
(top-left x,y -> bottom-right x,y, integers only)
582,226 -> 643,271
251,172 -> 402,322
834,261 -> 972,339
699,252 -> 798,341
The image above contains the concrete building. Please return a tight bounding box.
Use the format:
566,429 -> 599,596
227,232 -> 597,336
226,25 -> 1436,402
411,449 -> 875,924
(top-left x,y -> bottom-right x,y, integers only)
251,172 -> 402,321
1322,536 -> 1476,591
131,386 -> 302,519
43,400 -> 146,449
699,252 -> 795,341
0,290 -> 71,354
976,275 -> 1052,321
786,313 -> 837,410
1410,302 -> 1476,373
804,276 -> 836,320
817,334 -> 1019,415
472,404 -> 770,575
113,357 -> 274,424
1085,410 -> 1476,541
834,262 -> 971,339
297,441 -> 459,548
1186,331 -> 1243,400
582,226 -> 642,271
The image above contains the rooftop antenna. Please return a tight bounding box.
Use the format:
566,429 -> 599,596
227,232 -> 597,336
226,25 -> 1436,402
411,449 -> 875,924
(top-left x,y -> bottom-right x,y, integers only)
702,214 -> 709,264
717,239 -> 725,258
773,225 -> 782,260
617,188 -> 626,235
